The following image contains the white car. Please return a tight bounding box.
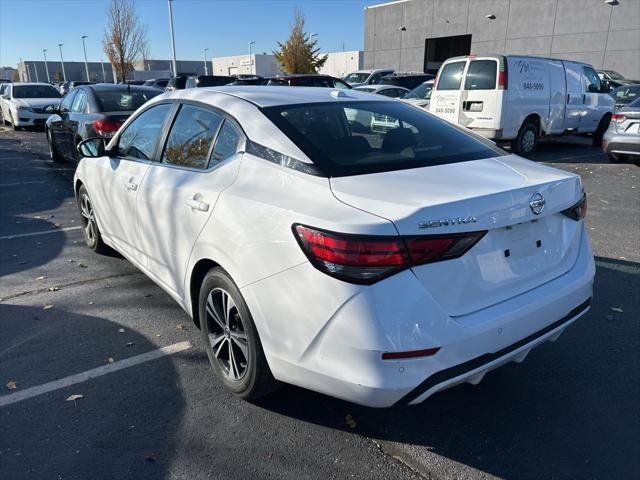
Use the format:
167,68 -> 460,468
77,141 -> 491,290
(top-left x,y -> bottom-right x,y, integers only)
0,83 -> 62,130
74,86 -> 594,407
401,79 -> 435,109
343,69 -> 394,88
353,84 -> 409,98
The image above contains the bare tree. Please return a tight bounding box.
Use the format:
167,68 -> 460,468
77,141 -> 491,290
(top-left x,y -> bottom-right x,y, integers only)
102,0 -> 149,82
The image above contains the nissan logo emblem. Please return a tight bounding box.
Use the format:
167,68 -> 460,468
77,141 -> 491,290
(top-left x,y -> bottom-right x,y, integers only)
529,192 -> 545,215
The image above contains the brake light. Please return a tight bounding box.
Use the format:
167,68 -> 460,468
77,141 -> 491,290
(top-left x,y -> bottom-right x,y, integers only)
611,113 -> 626,123
293,224 -> 486,284
93,119 -> 123,137
561,194 -> 587,221
498,71 -> 507,90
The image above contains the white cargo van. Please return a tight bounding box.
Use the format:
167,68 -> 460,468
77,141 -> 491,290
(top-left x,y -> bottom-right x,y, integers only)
429,55 -> 614,155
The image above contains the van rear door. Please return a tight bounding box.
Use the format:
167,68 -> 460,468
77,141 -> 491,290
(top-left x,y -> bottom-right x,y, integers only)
430,60 -> 467,123
459,58 -> 502,132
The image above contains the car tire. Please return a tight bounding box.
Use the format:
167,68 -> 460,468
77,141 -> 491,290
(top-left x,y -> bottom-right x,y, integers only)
592,115 -> 610,147
511,121 -> 538,157
199,267 -> 278,400
77,185 -> 109,254
11,115 -> 20,131
47,128 -> 65,163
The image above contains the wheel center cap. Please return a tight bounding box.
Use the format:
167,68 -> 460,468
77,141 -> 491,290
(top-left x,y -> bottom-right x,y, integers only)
224,327 -> 231,339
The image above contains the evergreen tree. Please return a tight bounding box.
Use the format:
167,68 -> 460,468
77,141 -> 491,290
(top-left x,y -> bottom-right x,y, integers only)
273,9 -> 327,74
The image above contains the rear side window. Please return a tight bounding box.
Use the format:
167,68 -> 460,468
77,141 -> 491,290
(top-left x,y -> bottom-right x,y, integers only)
263,100 -> 504,177
437,62 -> 466,90
162,105 -> 223,169
211,120 -> 241,166
71,90 -> 87,113
464,60 -> 497,90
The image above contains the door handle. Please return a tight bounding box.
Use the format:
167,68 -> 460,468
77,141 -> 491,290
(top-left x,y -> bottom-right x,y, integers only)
186,198 -> 210,212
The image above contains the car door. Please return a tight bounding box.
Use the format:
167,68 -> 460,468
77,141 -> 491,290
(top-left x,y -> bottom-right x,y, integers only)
564,61 -> 586,131
136,103 -> 243,297
1,84 -> 12,120
48,89 -> 77,159
88,103 -> 173,260
429,60 -> 467,124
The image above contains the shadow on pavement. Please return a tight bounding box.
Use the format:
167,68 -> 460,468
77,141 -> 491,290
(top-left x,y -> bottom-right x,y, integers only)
0,304 -> 185,480
255,255 -> 640,479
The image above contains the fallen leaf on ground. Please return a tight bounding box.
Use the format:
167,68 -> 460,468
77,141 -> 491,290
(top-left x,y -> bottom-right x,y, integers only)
118,328 -> 125,333
89,301 -> 94,305
107,357 -> 114,363
176,324 -> 187,330
610,306 -> 624,313
6,381 -> 17,390
48,287 -> 59,292
345,414 -> 357,429
78,263 -> 88,268
43,304 -> 54,310
66,394 -> 83,401
35,275 -> 46,280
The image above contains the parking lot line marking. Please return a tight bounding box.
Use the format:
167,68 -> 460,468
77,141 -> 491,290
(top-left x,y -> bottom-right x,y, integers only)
0,226 -> 82,241
0,341 -> 192,408
0,180 -> 47,187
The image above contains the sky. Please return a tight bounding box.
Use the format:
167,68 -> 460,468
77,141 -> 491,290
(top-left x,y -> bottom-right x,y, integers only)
0,0 -> 382,67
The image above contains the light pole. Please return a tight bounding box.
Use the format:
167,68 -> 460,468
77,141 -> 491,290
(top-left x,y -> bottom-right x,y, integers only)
33,64 -> 39,82
100,59 -> 106,82
42,49 -> 50,83
248,41 -> 255,75
398,26 -> 406,72
58,43 -> 67,81
81,35 -> 90,81
167,0 -> 178,77
203,48 -> 209,75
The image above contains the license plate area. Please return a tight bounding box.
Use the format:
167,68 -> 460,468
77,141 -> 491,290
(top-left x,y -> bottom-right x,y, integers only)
503,221 -> 544,259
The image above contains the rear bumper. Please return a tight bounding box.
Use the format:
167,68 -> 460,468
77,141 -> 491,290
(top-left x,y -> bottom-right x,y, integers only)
468,127 -> 503,140
245,225 -> 595,407
603,131 -> 640,157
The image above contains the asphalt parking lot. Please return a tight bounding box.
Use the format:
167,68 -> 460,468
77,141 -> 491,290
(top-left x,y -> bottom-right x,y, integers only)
1,128 -> 638,480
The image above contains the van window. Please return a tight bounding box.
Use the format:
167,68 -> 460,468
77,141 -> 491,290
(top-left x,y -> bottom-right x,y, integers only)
436,62 -> 465,90
583,66 -> 602,92
464,60 -> 497,90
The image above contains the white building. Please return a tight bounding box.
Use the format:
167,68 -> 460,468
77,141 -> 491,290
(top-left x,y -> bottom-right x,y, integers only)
211,51 -> 363,78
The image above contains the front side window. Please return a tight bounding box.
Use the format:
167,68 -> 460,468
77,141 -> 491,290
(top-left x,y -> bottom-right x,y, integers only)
162,105 -> 223,169
436,61 -> 466,90
332,79 -> 351,89
118,103 -> 171,160
263,100 -> 504,177
583,67 -> 602,92
60,90 -> 77,112
404,82 -> 433,100
464,60 -> 497,90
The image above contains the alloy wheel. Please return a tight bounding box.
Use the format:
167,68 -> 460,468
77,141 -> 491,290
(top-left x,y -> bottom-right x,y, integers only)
79,192 -> 97,246
205,288 -> 249,381
522,129 -> 536,153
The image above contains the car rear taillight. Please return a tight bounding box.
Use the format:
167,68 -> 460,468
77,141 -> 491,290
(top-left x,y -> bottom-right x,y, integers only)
93,119 -> 123,138
293,224 -> 486,284
561,194 -> 587,221
497,71 -> 507,90
611,113 -> 626,123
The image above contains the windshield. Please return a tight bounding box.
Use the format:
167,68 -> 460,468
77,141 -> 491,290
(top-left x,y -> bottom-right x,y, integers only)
403,82 -> 433,100
95,89 -> 160,112
344,73 -> 370,84
262,101 -> 504,177
605,70 -> 625,80
612,85 -> 640,103
13,85 -> 61,99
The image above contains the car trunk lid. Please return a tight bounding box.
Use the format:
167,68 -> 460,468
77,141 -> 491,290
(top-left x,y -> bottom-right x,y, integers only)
330,155 -> 584,316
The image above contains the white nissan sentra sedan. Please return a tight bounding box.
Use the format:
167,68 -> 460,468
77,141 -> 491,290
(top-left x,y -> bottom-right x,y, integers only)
74,86 -> 594,407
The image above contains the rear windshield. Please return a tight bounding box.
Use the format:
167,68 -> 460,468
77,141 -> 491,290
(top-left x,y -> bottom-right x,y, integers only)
612,85 -> 640,103
13,85 -> 61,98
262,101 -> 504,177
464,60 -> 497,90
95,90 -> 160,112
436,62 -> 466,90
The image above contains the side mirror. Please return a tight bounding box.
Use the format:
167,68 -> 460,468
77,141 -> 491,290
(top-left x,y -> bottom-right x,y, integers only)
601,80 -> 611,93
77,137 -> 106,158
588,84 -> 600,93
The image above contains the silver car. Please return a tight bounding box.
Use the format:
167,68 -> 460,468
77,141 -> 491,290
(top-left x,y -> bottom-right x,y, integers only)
603,97 -> 640,163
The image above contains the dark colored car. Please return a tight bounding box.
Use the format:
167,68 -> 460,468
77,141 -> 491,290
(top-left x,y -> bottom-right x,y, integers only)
59,80 -> 94,95
143,78 -> 170,90
228,75 -> 265,85
610,84 -> 640,109
597,70 -> 639,90
185,75 -> 234,88
165,74 -> 197,91
0,78 -> 11,84
267,74 -> 351,89
45,84 -> 161,162
379,72 -> 435,90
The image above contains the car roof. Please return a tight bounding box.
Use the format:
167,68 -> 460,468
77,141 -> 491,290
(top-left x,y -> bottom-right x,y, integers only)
87,83 -> 161,92
272,74 -> 338,80
168,85 -> 391,108
11,82 -> 56,86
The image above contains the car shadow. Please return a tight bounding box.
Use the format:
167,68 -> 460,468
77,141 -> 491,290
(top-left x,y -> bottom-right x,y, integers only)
254,255 -> 640,479
0,303 -> 185,480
